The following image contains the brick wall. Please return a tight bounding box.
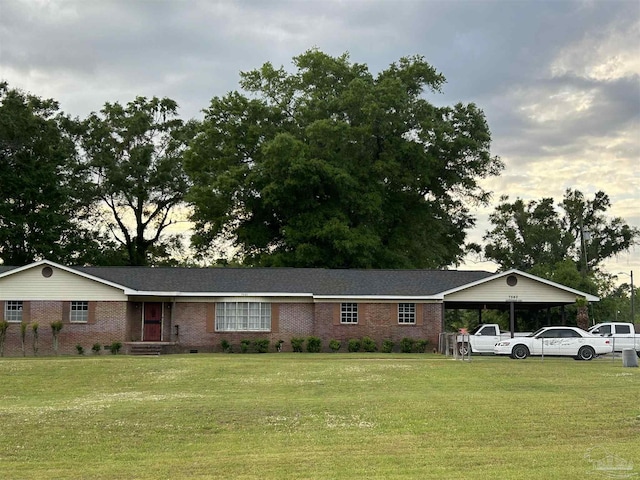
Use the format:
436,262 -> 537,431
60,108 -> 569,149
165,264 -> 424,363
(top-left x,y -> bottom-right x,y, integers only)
313,302 -> 443,351
0,300 -> 444,356
1,301 -> 127,356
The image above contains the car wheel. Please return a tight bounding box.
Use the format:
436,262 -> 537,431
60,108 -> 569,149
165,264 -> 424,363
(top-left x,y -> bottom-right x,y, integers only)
577,346 -> 595,361
512,344 -> 529,359
458,343 -> 470,356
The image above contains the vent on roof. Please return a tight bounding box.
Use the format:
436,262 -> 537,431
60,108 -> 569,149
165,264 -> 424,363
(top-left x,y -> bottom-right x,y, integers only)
506,275 -> 518,287
42,266 -> 53,278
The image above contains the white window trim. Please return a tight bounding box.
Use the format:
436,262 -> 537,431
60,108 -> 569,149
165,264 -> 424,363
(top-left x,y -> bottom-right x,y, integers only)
70,301 -> 89,323
398,303 -> 416,324
215,302 -> 271,332
340,303 -> 358,324
5,301 -> 23,323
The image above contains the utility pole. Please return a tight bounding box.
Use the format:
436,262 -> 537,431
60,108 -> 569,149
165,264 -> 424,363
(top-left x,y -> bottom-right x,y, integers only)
631,270 -> 635,325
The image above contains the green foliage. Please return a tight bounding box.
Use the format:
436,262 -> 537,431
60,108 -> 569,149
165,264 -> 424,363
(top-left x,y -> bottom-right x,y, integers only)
31,322 -> 39,356
329,339 -> 341,352
76,344 -> 85,355
306,336 -> 322,353
290,337 -> 305,353
240,339 -> 251,353
347,339 -> 361,352
400,337 -> 415,353
253,339 -> 270,353
484,190 -> 638,276
361,336 -> 377,352
20,322 -> 28,357
186,50 -> 502,267
381,339 -> 394,353
50,321 -> 63,355
0,83 -> 96,265
220,339 -> 232,353
414,340 -> 429,353
81,96 -> 196,266
0,320 -> 9,357
91,343 -> 102,354
109,341 -> 122,355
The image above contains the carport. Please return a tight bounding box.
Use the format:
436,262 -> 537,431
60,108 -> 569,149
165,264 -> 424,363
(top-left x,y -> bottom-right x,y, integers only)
441,269 -> 599,336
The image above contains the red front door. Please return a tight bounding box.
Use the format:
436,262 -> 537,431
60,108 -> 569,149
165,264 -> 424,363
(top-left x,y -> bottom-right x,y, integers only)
143,303 -> 162,341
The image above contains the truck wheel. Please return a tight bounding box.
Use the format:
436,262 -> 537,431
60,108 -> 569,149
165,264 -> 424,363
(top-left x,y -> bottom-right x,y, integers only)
511,344 -> 529,359
457,343 -> 470,356
577,346 -> 595,361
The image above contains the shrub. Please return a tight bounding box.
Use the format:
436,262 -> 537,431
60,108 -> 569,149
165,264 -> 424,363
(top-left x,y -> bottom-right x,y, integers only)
76,344 -> 85,355
415,339 -> 429,353
109,341 -> 122,355
329,339 -> 341,352
348,338 -> 361,352
91,343 -> 102,354
381,339 -> 394,353
31,323 -> 39,356
240,339 -> 251,353
361,336 -> 377,352
400,337 -> 415,353
221,339 -> 232,353
0,320 -> 9,357
50,320 -> 63,355
291,337 -> 305,353
275,339 -> 284,352
20,322 -> 28,357
306,336 -> 322,353
253,339 -> 270,353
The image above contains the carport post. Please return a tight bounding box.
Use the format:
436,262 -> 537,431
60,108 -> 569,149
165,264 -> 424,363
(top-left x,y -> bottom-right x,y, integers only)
509,302 -> 515,338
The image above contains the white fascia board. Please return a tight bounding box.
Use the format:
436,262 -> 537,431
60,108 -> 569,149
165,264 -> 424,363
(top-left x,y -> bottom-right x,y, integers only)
440,268 -> 600,302
312,295 -> 443,301
0,259 -> 130,293
123,290 -> 314,298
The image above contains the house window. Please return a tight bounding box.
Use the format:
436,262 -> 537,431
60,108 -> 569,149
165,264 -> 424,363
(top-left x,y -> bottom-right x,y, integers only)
398,303 -> 416,324
70,301 -> 89,323
341,303 -> 358,324
4,301 -> 23,323
215,302 -> 271,332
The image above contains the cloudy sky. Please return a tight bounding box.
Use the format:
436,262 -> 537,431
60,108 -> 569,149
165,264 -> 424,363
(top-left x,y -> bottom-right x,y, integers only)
1,0 -> 638,281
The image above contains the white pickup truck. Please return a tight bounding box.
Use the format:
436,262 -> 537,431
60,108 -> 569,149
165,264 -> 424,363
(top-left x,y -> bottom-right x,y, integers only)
588,322 -> 640,356
456,324 -> 530,355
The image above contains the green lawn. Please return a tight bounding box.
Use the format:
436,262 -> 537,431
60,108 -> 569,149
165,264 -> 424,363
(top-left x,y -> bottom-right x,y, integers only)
1,353 -> 638,479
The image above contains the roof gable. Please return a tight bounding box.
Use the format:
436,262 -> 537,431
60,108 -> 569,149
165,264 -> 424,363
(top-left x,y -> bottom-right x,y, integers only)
442,269 -> 599,302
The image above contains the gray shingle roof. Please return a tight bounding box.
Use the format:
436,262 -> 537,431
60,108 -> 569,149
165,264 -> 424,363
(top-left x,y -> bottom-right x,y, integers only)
75,266 -> 493,296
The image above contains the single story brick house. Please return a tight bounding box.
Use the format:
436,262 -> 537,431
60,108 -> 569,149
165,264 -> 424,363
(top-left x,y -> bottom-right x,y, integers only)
0,260 -> 598,356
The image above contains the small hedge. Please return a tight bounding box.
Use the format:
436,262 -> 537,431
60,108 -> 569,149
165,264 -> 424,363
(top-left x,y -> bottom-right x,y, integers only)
253,339 -> 270,353
329,339 -> 341,352
221,339 -> 232,353
348,338 -> 361,352
361,336 -> 377,352
381,339 -> 394,353
291,337 -> 305,353
306,336 -> 322,353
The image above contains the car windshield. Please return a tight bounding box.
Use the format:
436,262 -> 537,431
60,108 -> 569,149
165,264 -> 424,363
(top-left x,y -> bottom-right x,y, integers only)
528,328 -> 545,337
468,325 -> 485,335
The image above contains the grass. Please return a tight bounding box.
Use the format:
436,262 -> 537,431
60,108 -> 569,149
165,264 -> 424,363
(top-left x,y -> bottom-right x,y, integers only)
0,353 -> 638,479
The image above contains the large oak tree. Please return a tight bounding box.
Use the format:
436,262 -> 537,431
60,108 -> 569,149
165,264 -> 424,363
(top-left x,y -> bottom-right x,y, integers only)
186,50 -> 503,268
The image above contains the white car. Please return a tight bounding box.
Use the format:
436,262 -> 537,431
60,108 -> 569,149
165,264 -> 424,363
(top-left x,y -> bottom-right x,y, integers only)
494,326 -> 613,361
